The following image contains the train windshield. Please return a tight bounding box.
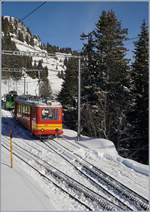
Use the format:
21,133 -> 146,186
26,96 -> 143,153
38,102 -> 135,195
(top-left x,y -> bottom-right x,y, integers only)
41,108 -> 58,120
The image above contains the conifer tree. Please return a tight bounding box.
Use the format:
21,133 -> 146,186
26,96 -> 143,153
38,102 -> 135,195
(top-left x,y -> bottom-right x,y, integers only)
81,10 -> 130,143
3,17 -> 9,35
25,35 -> 29,44
30,37 -> 34,46
126,22 -> 148,164
14,19 -> 18,31
80,32 -> 97,103
2,34 -> 16,50
58,58 -> 78,108
18,31 -> 24,42
39,79 -> 52,98
9,21 -> 14,33
58,58 -> 78,129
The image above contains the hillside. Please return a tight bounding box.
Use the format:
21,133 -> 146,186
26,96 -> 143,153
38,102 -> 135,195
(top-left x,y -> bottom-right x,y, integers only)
2,16 -> 74,97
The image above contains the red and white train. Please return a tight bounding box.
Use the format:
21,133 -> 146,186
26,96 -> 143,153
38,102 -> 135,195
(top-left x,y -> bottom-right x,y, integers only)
14,95 -> 63,136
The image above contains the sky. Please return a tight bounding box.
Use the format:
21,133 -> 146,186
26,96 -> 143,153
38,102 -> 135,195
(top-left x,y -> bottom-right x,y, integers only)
2,1 -> 148,60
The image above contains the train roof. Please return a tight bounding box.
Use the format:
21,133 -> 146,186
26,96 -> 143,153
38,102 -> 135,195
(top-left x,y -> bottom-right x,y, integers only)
15,95 -> 62,107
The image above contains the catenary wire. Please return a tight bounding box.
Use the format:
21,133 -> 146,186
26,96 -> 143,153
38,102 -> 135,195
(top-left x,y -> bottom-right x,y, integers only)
21,1 -> 47,21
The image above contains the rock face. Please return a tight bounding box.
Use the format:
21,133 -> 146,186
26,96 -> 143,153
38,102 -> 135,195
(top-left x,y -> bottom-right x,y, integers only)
2,16 -> 72,97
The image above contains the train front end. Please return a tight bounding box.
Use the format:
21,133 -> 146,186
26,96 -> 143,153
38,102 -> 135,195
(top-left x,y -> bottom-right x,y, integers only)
32,102 -> 63,136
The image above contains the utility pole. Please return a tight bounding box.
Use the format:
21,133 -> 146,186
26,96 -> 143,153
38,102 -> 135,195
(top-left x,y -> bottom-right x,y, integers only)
26,82 -> 28,95
23,75 -> 26,95
8,79 -> 9,93
77,56 -> 81,141
15,80 -> 17,94
22,68 -> 26,95
38,70 -> 40,96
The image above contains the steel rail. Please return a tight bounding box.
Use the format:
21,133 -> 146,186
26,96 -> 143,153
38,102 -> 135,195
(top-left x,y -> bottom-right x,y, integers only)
53,138 -> 149,210
1,143 -> 92,211
43,140 -> 132,210
46,138 -> 149,211
8,141 -> 122,211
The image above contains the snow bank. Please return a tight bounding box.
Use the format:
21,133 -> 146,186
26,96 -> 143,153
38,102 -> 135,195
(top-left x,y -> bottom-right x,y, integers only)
63,129 -> 149,177
63,129 -> 118,160
117,157 -> 149,176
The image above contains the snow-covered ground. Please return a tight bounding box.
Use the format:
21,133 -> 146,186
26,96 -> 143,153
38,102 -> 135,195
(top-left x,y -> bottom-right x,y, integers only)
1,148 -> 54,211
1,109 -> 149,211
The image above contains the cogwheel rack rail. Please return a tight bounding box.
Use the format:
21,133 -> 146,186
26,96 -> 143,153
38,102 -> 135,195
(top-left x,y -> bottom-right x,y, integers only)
2,142 -> 122,211
43,138 -> 149,211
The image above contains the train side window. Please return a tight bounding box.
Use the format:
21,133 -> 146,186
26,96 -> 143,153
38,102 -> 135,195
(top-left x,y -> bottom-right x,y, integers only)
18,105 -> 19,113
27,106 -> 30,115
20,104 -> 22,114
21,104 -> 23,114
22,105 -> 25,113
19,105 -> 21,114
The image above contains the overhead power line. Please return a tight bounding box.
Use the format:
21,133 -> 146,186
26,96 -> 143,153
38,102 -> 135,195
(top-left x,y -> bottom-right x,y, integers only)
2,50 -> 81,59
21,1 -> 47,21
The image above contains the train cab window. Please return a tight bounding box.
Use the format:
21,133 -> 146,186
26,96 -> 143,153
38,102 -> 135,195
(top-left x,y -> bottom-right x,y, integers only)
42,108 -> 58,120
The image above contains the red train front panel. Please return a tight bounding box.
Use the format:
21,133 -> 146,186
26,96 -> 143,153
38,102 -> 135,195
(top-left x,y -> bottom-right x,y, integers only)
31,106 -> 63,136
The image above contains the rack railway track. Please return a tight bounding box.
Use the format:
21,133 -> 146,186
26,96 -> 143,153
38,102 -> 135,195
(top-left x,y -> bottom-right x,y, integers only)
1,141 -> 123,211
1,110 -> 148,210
44,138 -> 149,211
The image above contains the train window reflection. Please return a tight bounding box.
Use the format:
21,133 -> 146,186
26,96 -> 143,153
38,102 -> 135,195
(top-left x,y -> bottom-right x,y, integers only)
42,108 -> 58,120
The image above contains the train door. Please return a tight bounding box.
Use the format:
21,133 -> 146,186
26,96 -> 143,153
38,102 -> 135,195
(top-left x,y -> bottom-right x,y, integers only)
31,106 -> 36,131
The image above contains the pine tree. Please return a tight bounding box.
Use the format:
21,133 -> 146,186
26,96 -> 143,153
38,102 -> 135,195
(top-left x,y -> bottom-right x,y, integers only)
81,10 -> 130,143
25,35 -> 29,44
14,19 -> 18,31
37,60 -> 43,69
58,58 -> 78,107
2,17 -> 9,35
81,32 -> 97,103
27,27 -> 31,35
58,58 -> 78,129
9,22 -> 14,33
126,21 -> 148,164
18,31 -> 24,42
41,66 -> 48,80
30,37 -> 34,46
2,34 -> 16,50
39,79 -> 52,98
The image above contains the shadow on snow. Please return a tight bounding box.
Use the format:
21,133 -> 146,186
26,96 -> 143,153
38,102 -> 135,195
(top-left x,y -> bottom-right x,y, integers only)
1,117 -> 36,140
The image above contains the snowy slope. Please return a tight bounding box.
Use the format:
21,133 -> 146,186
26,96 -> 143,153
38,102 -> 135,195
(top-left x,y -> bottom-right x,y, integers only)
1,110 -> 149,211
2,37 -> 65,97
2,16 -> 68,97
